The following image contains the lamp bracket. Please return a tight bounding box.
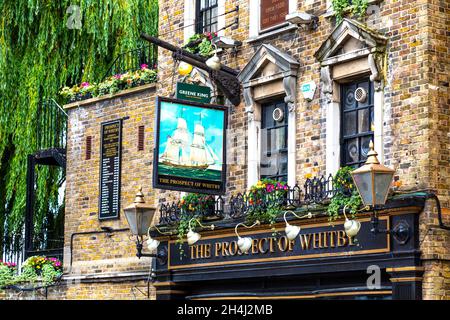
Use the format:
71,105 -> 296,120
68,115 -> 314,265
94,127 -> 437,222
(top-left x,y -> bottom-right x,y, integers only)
140,33 -> 241,106
370,215 -> 410,245
136,241 -> 168,264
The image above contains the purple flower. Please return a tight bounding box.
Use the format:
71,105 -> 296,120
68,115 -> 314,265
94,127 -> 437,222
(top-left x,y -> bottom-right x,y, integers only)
113,74 -> 122,79
140,64 -> 148,70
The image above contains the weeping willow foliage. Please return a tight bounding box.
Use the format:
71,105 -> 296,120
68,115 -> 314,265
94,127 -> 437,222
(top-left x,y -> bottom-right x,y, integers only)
0,0 -> 159,249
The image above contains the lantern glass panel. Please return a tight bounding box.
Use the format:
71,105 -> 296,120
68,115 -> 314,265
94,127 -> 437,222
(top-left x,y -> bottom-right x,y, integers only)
353,171 -> 373,205
374,172 -> 394,205
124,208 -> 154,236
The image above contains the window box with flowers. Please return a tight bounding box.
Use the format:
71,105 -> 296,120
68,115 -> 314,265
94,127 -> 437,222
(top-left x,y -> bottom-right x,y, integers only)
244,179 -> 289,226
0,256 -> 63,290
59,64 -> 157,104
183,32 -> 218,57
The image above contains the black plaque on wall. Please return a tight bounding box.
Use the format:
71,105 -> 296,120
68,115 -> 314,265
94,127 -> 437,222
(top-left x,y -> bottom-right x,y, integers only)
99,119 -> 122,220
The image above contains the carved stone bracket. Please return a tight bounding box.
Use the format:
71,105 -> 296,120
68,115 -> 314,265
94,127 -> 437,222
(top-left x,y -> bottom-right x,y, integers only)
283,76 -> 297,113
243,87 -> 255,122
368,52 -> 384,91
320,66 -> 333,103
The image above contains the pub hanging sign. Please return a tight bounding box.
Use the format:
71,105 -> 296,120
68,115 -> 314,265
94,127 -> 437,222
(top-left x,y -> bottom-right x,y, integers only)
153,96 -> 227,195
99,119 -> 122,220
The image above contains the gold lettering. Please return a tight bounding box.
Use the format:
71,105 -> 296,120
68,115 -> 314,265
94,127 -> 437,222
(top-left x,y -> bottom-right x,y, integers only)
229,241 -> 238,256
198,244 -> 204,258
299,234 -> 312,250
337,230 -> 348,247
221,241 -> 230,256
278,236 -> 289,251
204,244 -> 211,258
288,239 -> 295,251
215,243 -> 221,257
322,232 -> 328,248
251,239 -> 259,254
329,231 -> 337,247
269,237 -> 276,252
258,238 -> 268,254
313,233 -> 322,249
190,245 -> 196,260
348,235 -> 356,246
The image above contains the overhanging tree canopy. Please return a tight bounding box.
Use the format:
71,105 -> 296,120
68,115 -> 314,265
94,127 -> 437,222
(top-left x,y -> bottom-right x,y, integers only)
0,0 -> 159,248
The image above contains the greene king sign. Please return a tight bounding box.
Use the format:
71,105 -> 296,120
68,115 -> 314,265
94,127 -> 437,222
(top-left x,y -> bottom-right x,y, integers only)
176,82 -> 211,104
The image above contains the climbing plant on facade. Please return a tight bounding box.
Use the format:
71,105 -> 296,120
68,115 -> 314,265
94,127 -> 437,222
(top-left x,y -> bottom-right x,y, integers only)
332,0 -> 369,23
0,0 -> 159,250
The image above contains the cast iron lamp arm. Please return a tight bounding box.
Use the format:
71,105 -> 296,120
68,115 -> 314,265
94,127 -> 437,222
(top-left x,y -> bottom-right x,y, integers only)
369,206 -> 410,244
283,210 -> 313,224
135,235 -> 168,263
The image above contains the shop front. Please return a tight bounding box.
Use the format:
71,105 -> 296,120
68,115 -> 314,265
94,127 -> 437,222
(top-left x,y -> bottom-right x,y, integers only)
149,195 -> 427,300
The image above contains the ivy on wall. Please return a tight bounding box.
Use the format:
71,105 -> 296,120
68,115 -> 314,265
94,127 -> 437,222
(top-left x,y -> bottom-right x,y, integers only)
0,0 -> 159,249
332,0 -> 369,23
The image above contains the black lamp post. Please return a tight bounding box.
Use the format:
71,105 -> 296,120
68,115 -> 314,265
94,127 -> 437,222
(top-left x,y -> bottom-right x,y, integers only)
351,142 -> 409,242
123,187 -> 167,263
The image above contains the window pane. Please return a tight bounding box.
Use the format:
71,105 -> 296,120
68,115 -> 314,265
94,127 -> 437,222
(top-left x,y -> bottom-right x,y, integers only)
344,111 -> 357,136
261,101 -> 288,179
273,127 -> 286,150
344,86 -> 356,110
360,136 -> 372,161
358,108 -> 370,133
345,138 -> 359,164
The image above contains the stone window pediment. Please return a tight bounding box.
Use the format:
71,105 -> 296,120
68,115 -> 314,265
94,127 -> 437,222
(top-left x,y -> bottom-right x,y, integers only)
315,19 -> 388,93
314,18 -> 387,65
238,44 -> 299,85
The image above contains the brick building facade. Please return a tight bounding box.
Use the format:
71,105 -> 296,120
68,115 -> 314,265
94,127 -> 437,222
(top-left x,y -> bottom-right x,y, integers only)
2,0 -> 448,300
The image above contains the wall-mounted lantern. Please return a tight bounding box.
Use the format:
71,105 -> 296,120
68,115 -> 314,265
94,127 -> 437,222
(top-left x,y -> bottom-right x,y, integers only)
123,187 -> 167,263
351,141 -> 395,208
351,142 -> 409,242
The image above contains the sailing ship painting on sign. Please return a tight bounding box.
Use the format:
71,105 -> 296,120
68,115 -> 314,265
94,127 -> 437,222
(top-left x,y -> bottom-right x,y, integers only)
154,97 -> 227,194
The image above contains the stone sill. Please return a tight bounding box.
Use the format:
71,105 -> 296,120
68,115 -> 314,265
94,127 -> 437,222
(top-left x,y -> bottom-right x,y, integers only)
246,24 -> 298,44
63,83 -> 156,110
323,0 -> 383,18
63,270 -> 151,283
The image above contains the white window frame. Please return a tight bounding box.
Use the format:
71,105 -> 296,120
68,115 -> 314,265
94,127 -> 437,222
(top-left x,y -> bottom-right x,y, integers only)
184,0 -> 226,42
326,78 -> 384,176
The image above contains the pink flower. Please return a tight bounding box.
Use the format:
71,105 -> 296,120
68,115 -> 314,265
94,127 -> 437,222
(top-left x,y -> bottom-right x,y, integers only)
140,64 -> 148,70
81,82 -> 90,87
113,74 -> 122,79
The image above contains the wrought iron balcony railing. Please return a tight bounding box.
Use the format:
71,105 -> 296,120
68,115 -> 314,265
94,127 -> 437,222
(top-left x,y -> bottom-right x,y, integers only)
158,175 -> 349,225
36,99 -> 67,152
101,44 -> 158,81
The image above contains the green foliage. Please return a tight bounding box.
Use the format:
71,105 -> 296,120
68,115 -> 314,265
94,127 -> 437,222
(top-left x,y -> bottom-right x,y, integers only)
59,67 -> 157,103
327,167 -> 363,220
332,0 -> 369,23
0,256 -> 62,288
0,0 -> 159,244
244,179 -> 289,226
184,32 -> 218,57
0,264 -> 16,288
175,194 -> 215,252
